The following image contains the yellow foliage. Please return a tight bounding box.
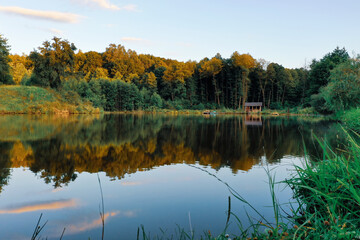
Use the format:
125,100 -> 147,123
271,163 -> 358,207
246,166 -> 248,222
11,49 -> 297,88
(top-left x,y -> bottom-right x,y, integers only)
94,67 -> 109,79
9,54 -> 32,84
199,57 -> 223,78
10,141 -> 34,168
163,61 -> 194,84
231,51 -> 256,69
142,72 -> 157,89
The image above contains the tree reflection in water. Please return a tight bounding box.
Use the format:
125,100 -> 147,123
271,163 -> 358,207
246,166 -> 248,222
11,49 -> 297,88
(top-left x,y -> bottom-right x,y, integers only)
0,114 -> 343,190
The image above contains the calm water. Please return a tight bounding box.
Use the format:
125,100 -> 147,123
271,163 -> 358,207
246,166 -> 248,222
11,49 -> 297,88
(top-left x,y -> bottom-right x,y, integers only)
0,114 -> 343,239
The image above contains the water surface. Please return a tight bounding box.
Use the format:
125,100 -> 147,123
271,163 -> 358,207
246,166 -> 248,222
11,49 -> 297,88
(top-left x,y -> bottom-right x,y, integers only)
0,114 -> 342,239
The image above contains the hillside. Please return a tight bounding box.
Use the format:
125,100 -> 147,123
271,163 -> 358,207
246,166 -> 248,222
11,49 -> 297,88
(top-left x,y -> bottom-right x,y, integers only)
0,85 -> 99,114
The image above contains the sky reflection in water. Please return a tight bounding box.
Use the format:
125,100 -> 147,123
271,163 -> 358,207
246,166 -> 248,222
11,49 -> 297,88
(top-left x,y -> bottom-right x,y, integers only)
0,114 -> 342,239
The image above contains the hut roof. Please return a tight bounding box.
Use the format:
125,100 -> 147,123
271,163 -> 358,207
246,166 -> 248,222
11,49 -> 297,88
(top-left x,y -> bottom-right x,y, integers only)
245,102 -> 262,107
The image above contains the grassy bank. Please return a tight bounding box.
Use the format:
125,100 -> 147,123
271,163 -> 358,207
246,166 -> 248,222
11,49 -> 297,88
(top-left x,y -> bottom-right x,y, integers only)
0,86 -> 322,117
104,107 -> 319,116
336,108 -> 360,132
0,85 -> 99,114
283,130 -> 360,239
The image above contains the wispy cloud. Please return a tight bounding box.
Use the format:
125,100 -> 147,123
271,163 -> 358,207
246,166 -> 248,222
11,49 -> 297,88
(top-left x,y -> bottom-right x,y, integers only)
0,199 -> 78,214
67,211 -> 119,234
121,4 -> 139,12
0,6 -> 83,23
73,0 -> 139,11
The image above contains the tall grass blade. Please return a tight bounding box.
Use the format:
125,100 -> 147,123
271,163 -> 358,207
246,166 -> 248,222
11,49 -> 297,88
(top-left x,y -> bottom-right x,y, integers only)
97,173 -> 105,240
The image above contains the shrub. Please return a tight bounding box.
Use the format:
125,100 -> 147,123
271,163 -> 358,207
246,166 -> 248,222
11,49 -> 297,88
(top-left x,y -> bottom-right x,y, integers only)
340,108 -> 360,132
149,92 -> 163,109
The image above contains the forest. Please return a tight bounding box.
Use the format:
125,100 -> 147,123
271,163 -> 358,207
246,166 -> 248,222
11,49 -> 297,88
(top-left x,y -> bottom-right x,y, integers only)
0,34 -> 359,115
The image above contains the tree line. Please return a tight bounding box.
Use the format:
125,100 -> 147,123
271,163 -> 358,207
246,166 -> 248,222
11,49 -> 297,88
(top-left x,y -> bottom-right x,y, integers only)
0,34 -> 359,113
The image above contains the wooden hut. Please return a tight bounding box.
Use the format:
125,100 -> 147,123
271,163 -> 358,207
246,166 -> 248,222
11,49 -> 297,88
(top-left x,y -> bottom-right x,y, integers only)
245,114 -> 262,126
245,102 -> 262,113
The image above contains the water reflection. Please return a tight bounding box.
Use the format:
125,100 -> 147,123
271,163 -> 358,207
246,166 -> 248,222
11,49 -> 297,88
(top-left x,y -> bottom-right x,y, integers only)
0,199 -> 77,214
0,114 -> 342,191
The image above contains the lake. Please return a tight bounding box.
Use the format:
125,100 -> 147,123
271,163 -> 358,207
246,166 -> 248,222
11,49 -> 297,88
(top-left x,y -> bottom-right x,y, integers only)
0,114 -> 343,239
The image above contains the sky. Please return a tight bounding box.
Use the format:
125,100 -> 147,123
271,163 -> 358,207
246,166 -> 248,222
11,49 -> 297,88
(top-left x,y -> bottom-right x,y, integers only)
0,0 -> 359,68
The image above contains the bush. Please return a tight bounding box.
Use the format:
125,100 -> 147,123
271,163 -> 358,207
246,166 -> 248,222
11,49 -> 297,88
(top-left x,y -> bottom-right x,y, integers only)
20,75 -> 31,86
192,103 -> 205,110
320,60 -> 360,112
149,92 -> 163,109
297,107 -> 316,115
311,93 -> 333,114
340,108 -> 360,132
205,102 -> 218,110
171,100 -> 184,110
27,75 -> 50,88
270,101 -> 282,110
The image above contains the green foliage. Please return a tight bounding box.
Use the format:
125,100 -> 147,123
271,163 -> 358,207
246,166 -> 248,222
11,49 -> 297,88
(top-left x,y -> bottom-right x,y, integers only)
339,108 -> 360,132
286,131 -> 360,239
308,47 -> 349,98
29,37 -> 76,89
310,93 -> 333,114
88,79 -> 106,108
0,34 -> 14,85
320,59 -> 360,112
297,107 -> 316,115
100,79 -> 117,111
149,92 -> 163,109
192,103 -> 205,110
3,33 -> 359,115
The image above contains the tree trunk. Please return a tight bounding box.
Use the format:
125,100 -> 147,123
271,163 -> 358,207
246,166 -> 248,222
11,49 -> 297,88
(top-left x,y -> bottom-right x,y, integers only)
281,85 -> 286,106
268,90 -> 272,108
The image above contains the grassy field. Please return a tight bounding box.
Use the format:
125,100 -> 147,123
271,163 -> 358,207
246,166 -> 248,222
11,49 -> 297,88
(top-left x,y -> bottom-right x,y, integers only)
0,85 -> 99,114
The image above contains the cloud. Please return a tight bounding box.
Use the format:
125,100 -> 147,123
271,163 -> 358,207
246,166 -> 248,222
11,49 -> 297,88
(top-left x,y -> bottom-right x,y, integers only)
73,0 -> 139,11
67,211 -> 119,234
0,6 -> 83,23
121,4 -> 139,12
66,210 -> 137,234
0,199 -> 78,214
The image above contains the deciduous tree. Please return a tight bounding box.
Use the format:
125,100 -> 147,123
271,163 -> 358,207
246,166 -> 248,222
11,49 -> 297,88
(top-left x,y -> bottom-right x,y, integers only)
0,34 -> 13,85
29,37 -> 76,88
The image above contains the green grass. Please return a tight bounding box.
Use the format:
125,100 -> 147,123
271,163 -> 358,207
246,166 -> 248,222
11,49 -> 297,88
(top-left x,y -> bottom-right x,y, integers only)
261,107 -> 318,116
0,85 -> 99,114
338,108 -> 360,132
284,130 -> 360,239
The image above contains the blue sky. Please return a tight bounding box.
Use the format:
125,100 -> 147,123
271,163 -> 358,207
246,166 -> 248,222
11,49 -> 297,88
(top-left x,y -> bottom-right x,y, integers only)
0,0 -> 359,68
